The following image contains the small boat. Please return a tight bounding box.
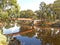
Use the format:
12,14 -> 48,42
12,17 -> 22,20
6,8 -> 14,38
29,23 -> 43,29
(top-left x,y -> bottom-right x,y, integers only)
3,23 -> 20,34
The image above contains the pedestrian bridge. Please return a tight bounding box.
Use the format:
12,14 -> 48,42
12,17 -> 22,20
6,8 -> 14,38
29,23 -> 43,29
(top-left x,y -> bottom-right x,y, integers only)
17,18 -> 42,24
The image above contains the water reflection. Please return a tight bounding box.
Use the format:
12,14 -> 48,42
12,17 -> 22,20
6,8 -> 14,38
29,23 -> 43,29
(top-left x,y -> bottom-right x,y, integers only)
3,23 -> 20,34
36,27 -> 60,45
20,26 -> 60,45
13,35 -> 41,45
2,23 -> 60,45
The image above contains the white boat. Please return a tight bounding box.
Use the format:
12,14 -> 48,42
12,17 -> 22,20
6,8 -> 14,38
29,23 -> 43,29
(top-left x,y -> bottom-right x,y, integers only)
3,23 -> 20,34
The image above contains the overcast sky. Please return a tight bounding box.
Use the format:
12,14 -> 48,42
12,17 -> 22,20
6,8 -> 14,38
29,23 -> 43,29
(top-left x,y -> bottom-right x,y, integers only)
17,0 -> 55,11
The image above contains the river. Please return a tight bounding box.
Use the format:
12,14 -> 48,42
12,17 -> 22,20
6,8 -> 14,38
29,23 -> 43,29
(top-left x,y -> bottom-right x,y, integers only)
2,23 -> 60,45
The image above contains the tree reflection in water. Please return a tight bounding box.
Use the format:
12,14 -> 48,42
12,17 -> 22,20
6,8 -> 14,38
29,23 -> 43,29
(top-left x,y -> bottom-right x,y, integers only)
3,23 -> 60,45
18,25 -> 60,45
8,37 -> 21,45
36,27 -> 60,45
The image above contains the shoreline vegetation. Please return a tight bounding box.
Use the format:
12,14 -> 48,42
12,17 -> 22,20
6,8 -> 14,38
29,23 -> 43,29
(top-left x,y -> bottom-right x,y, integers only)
0,18 -> 60,27
0,0 -> 60,27
0,17 -> 60,27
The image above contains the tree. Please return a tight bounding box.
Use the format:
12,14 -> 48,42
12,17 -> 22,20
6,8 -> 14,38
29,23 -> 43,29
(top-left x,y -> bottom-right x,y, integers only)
39,2 -> 47,21
53,0 -> 60,19
35,10 -> 41,19
38,2 -> 57,22
0,10 -> 8,21
20,10 -> 26,18
20,10 -> 35,18
46,4 -> 57,21
26,10 -> 35,18
0,0 -> 20,21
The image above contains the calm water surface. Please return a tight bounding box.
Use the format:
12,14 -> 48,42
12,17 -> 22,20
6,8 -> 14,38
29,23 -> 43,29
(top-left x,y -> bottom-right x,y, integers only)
3,23 -> 60,45
13,35 -> 41,45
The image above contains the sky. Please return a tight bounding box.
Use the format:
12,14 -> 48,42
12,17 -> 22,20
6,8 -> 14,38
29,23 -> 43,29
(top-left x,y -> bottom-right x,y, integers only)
17,0 -> 55,11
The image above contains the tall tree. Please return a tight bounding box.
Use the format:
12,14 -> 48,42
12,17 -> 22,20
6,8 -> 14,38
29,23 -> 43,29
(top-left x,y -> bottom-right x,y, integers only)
0,0 -> 20,21
53,0 -> 60,19
46,4 -> 57,21
38,2 -> 57,21
39,2 -> 48,21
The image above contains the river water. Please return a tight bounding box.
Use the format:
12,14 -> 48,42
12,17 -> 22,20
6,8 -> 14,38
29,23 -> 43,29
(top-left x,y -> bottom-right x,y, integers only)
2,23 -> 60,45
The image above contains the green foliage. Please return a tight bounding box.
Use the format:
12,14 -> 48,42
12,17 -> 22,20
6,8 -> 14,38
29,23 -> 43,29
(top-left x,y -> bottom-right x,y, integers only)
35,2 -> 57,22
53,0 -> 60,19
20,10 -> 35,18
0,0 -> 20,21
0,9 -> 8,21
